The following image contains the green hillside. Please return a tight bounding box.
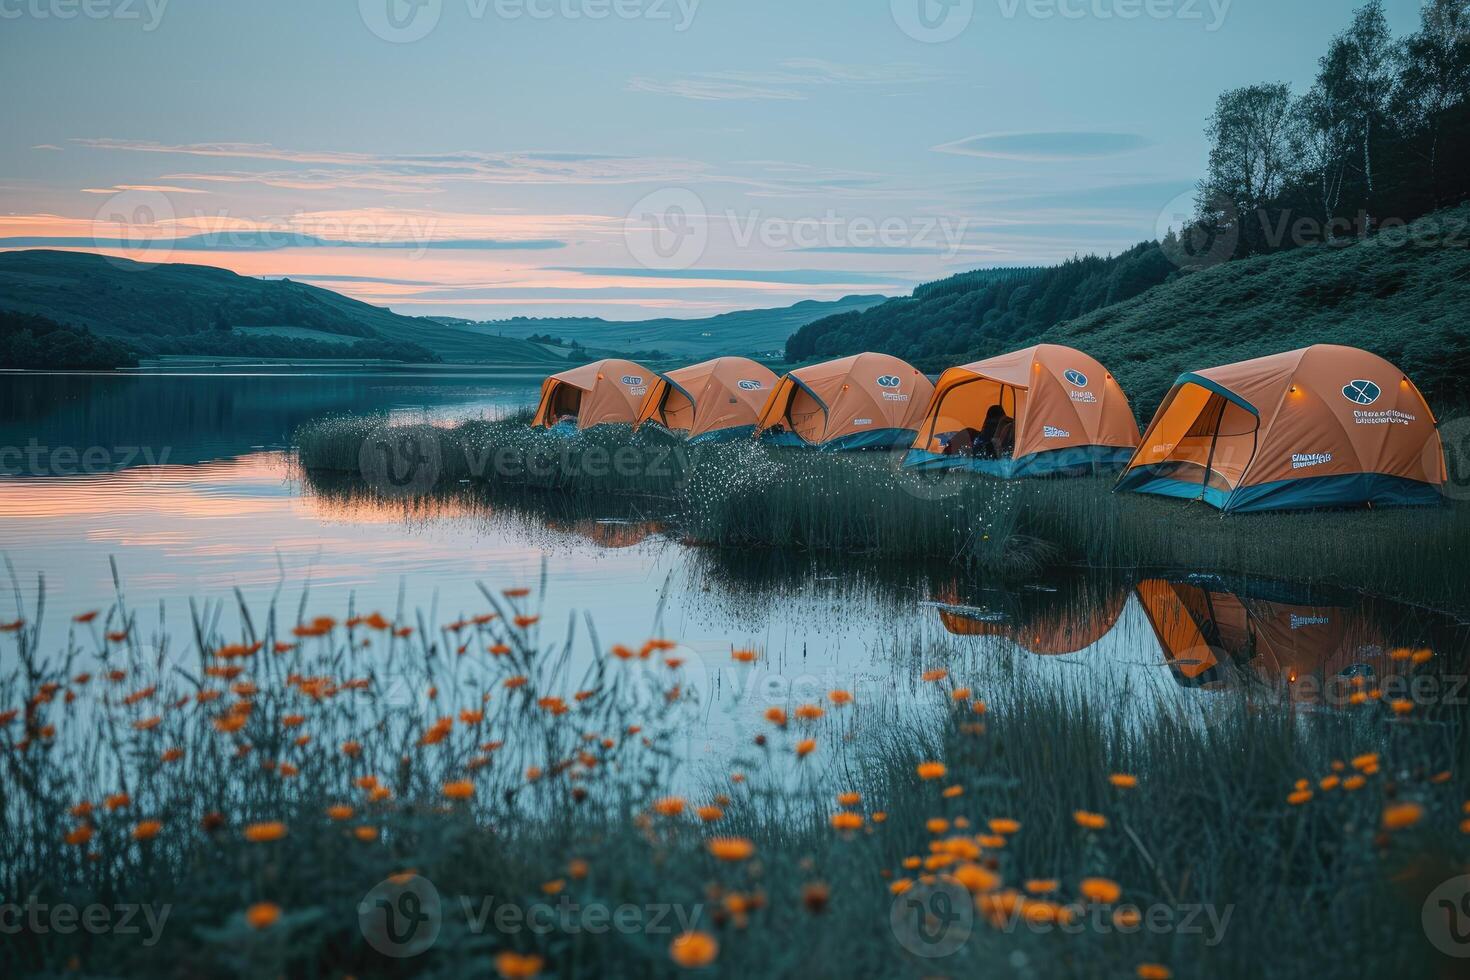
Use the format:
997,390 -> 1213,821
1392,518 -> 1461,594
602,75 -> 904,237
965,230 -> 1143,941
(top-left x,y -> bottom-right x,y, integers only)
1043,204 -> 1470,414
0,250 -> 567,365
785,258 -> 1166,367
781,206 -> 1470,418
455,294 -> 888,359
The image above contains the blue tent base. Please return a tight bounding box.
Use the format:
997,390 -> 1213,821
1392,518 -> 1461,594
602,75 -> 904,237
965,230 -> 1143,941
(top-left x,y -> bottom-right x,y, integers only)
901,445 -> 1135,479
760,428 -> 915,451
1116,466 -> 1443,514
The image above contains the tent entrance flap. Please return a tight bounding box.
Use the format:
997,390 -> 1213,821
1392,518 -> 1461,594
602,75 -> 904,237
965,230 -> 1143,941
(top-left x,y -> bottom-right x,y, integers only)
922,376 -> 1022,459
548,383 -> 582,424
655,381 -> 696,433
1141,383 -> 1259,497
783,379 -> 829,444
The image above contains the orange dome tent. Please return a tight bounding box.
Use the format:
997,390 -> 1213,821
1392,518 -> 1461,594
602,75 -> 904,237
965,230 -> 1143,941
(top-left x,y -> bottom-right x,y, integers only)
904,344 -> 1140,477
531,359 -> 652,431
634,357 -> 779,444
1117,345 -> 1444,512
754,352 -> 934,450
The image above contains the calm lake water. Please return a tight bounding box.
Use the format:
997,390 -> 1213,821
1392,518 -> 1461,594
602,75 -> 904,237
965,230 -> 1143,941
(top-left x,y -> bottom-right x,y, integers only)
2,372 -> 1465,764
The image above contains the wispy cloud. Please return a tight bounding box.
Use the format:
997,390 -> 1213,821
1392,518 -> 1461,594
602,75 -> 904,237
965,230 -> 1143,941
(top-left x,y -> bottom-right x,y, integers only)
80,184 -> 210,195
933,131 -> 1152,162
71,139 -> 709,192
628,59 -> 945,102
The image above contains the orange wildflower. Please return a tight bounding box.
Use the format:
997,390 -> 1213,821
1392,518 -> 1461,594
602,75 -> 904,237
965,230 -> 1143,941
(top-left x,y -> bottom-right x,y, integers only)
504,676 -> 529,690
795,738 -> 816,758
763,706 -> 788,726
988,818 -> 1021,835
494,951 -> 545,978
246,902 -> 281,930
514,615 -> 540,629
942,785 -> 964,799
132,820 -> 163,841
243,821 -> 287,843
65,825 -> 94,846
953,862 -> 1001,893
1073,810 -> 1107,830
793,703 -> 823,721
443,780 -> 475,801
921,668 -> 948,682
837,791 -> 861,807
1287,789 -> 1312,805
1025,879 -> 1059,894
353,825 -> 379,842
706,837 -> 755,861
916,761 -> 946,780
104,793 -> 130,811
1382,802 -> 1424,831
1079,877 -> 1121,904
669,931 -> 718,969
731,649 -> 757,663
326,804 -> 353,821
652,796 -> 686,817
1109,773 -> 1138,789
831,812 -> 863,831
132,716 -> 162,731
827,689 -> 854,706
73,610 -> 99,623
1137,966 -> 1172,980
697,805 -> 724,823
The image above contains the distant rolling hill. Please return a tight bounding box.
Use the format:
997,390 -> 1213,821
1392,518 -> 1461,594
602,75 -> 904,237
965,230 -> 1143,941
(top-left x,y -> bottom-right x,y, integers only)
442,294 -> 889,359
0,250 -> 568,365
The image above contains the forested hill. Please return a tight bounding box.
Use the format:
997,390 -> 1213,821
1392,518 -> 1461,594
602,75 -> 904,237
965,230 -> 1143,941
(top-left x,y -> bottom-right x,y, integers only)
1042,203 -> 1470,415
784,248 -> 1173,367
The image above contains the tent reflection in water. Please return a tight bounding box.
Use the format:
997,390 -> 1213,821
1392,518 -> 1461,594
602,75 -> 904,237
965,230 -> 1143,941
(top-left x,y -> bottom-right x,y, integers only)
1117,344 -> 1445,512
754,352 -> 934,451
934,578 -> 1129,655
1133,577 -> 1389,703
531,359 -> 652,432
905,344 -> 1140,477
634,357 -> 779,444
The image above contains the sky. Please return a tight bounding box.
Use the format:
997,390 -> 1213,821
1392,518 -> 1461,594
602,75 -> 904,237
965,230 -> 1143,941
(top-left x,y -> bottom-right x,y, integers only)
0,0 -> 1431,321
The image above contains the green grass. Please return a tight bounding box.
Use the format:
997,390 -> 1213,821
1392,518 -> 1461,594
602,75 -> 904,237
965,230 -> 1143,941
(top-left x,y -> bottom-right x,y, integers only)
1,585 -> 1465,978
294,415 -> 1470,615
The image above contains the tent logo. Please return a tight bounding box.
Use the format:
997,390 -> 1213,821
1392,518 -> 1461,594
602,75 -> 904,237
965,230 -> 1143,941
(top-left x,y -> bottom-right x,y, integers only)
876,375 -> 902,389
737,379 -> 764,391
1063,369 -> 1089,388
1342,380 -> 1381,405
621,375 -> 644,386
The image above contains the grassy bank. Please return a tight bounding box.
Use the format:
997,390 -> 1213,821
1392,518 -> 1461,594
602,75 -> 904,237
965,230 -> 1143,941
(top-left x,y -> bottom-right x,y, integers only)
294,415 -> 1470,615
1,584 -> 1465,978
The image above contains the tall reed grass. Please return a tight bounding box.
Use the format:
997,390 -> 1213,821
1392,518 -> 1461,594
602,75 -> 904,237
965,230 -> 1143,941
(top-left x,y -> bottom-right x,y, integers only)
1,581 -> 1464,977
294,416 -> 1470,614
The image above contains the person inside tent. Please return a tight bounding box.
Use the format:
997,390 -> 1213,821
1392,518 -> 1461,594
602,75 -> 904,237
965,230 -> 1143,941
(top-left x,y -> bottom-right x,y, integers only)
944,404 -> 1005,459
989,409 -> 1015,459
